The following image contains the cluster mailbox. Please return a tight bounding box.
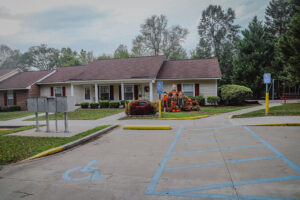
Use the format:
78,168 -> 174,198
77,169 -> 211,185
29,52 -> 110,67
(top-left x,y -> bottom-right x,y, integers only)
27,97 -> 75,133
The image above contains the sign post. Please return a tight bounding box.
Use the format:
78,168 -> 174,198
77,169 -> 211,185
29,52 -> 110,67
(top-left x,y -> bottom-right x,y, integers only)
264,73 -> 271,116
156,82 -> 163,118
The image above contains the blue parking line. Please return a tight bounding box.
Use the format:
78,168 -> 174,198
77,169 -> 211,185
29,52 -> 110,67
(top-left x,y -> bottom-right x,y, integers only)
145,126 -> 183,194
244,126 -> 300,174
164,156 -> 280,170
178,136 -> 255,144
171,144 -> 265,156
182,130 -> 248,137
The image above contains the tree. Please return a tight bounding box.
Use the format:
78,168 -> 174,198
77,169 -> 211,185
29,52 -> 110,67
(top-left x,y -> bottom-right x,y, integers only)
114,44 -> 130,58
168,46 -> 187,60
232,17 -> 273,98
97,54 -> 112,59
193,5 -> 240,84
132,15 -> 188,59
275,0 -> 300,84
79,49 -> 94,65
58,47 -> 80,67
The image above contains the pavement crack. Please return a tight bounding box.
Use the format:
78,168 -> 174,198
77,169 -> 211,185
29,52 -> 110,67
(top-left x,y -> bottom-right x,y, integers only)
212,129 -> 240,200
13,191 -> 33,198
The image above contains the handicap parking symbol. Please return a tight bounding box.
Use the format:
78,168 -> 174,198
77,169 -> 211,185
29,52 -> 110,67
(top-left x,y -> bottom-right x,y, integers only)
62,160 -> 104,181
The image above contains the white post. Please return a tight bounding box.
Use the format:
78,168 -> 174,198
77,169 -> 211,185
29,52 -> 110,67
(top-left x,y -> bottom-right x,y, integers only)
121,83 -> 124,100
95,83 -> 98,102
149,82 -> 153,101
70,83 -> 74,96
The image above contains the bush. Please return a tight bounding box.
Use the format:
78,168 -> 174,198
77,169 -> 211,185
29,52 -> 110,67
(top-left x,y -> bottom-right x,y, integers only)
80,102 -> 89,109
220,84 -> 253,105
99,100 -> 109,108
194,96 -> 205,106
8,105 -> 21,111
90,102 -> 99,109
125,99 -> 157,115
207,96 -> 220,106
120,100 -> 129,106
109,101 -> 120,108
0,106 -> 1,111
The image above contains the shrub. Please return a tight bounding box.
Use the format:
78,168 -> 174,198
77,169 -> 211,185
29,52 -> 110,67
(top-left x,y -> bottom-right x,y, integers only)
120,100 -> 129,106
207,96 -> 220,106
220,84 -> 253,105
80,102 -> 89,109
90,102 -> 99,109
99,100 -> 109,108
0,106 -> 1,111
109,101 -> 120,108
8,105 -> 21,111
194,95 -> 205,106
125,99 -> 157,115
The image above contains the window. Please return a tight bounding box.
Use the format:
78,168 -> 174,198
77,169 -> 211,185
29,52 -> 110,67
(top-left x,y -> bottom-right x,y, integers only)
182,83 -> 194,97
54,87 -> 62,97
7,91 -> 14,106
84,86 -> 91,100
124,85 -> 133,100
100,85 -> 109,100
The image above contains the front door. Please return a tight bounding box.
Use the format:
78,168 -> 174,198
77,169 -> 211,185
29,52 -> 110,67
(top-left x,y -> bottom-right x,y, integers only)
141,84 -> 150,100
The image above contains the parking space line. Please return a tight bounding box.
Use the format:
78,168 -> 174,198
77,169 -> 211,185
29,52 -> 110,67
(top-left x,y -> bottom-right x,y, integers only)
164,156 -> 280,170
177,136 -> 255,144
171,144 -> 265,156
182,130 -> 248,137
244,126 -> 300,174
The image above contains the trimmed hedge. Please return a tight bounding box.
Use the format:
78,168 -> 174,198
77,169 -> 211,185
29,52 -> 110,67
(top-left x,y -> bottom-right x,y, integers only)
8,105 -> 21,111
207,96 -> 220,106
109,101 -> 120,108
90,102 -> 99,109
188,96 -> 205,106
80,102 -> 89,109
120,100 -> 129,106
99,100 -> 109,108
220,84 -> 253,105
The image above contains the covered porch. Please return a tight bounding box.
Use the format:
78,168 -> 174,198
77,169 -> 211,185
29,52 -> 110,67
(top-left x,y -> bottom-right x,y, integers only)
70,80 -> 155,103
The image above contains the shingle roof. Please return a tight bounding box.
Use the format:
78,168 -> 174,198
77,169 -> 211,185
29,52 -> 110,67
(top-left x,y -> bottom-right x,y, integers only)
40,65 -> 87,83
157,58 -> 221,79
0,70 -> 53,89
0,68 -> 16,77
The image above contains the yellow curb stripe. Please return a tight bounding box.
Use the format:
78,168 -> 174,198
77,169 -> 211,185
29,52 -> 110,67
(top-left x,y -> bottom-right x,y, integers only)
22,146 -> 63,162
244,123 -> 300,126
228,115 -> 234,119
123,125 -> 172,130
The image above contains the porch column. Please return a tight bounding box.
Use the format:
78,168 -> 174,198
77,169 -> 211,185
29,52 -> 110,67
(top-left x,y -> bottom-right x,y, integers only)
95,83 -> 98,102
70,83 -> 74,96
149,82 -> 153,101
121,83 -> 124,100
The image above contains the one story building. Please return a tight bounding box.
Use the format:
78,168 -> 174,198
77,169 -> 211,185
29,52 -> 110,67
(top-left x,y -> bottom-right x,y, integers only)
0,56 -> 221,110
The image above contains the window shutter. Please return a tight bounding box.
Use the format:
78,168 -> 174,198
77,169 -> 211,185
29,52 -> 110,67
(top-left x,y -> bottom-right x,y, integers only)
13,92 -> 17,105
177,84 -> 182,92
195,84 -> 199,96
62,87 -> 66,96
134,85 -> 139,100
51,87 -> 54,96
110,85 -> 114,100
4,92 -> 7,106
119,85 -> 121,100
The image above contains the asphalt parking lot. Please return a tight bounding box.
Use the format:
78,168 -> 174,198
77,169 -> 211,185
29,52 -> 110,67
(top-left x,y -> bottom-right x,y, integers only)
0,122 -> 299,200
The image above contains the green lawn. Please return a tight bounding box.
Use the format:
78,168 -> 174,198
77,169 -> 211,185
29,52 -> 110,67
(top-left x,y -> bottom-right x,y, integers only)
26,109 -> 123,121
0,111 -> 34,121
234,103 -> 300,118
121,105 -> 257,119
0,125 -> 110,164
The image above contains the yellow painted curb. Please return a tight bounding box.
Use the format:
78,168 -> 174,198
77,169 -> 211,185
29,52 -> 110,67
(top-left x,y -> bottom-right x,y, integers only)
22,146 -> 63,162
123,125 -> 172,130
228,115 -> 234,119
244,123 -> 300,126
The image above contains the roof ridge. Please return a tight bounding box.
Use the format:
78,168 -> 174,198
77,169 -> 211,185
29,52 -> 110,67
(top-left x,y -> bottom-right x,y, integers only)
167,57 -> 218,62
95,55 -> 166,61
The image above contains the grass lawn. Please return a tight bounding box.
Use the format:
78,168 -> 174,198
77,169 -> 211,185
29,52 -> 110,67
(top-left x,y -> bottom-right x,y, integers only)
26,109 -> 123,121
121,105 -> 257,119
234,103 -> 300,118
0,111 -> 34,121
0,125 -> 110,164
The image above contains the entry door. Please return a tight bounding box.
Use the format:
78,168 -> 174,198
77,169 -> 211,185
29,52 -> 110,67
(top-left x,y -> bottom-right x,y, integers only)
84,85 -> 92,102
142,84 -> 150,100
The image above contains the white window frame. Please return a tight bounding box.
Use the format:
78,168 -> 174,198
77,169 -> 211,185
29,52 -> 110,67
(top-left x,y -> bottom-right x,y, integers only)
54,86 -> 62,97
182,83 -> 195,97
7,90 -> 14,106
99,85 -> 110,100
124,84 -> 134,100
84,85 -> 91,101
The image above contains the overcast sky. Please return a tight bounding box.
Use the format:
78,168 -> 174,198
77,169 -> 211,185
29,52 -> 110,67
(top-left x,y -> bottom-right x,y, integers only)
0,0 -> 270,56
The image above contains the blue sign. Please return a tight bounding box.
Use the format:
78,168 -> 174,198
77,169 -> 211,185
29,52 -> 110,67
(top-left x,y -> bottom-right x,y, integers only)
264,73 -> 271,84
157,82 -> 163,94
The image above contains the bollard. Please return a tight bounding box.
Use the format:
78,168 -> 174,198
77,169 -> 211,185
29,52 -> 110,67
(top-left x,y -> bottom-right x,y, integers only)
64,112 -> 69,133
35,112 -> 40,132
46,112 -> 50,132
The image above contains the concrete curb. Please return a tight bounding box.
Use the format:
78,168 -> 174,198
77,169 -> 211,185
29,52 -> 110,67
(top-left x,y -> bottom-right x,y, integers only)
244,123 -> 300,126
158,114 -> 214,120
123,125 -> 172,130
21,125 -> 119,162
